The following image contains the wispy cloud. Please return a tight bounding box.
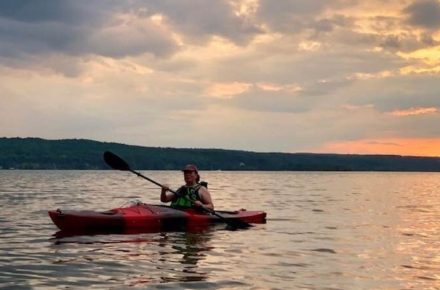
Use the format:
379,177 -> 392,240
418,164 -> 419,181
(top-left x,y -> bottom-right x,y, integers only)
205,81 -> 252,98
389,107 -> 438,117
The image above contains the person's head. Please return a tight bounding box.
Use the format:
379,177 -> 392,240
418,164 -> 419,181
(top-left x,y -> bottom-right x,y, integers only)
182,164 -> 200,185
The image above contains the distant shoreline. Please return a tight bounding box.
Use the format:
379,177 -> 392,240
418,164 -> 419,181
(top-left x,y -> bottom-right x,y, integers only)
0,168 -> 440,173
1,137 -> 440,172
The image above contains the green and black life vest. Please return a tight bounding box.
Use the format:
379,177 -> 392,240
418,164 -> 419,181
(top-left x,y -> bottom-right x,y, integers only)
171,184 -> 202,208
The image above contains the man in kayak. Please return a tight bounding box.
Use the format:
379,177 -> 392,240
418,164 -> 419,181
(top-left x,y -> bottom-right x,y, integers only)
160,164 -> 214,210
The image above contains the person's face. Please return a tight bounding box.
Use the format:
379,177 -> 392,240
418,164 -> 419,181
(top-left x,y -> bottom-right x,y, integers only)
183,170 -> 197,184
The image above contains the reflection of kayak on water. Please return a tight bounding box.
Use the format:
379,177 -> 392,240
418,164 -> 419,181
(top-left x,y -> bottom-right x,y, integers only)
52,221 -> 235,240
51,224 -> 218,284
48,203 -> 267,233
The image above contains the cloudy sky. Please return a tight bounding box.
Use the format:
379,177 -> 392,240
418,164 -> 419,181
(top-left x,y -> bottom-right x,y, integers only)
1,0 -> 440,156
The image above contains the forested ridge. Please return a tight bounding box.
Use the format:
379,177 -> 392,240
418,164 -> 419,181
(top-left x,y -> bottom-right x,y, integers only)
1,137 -> 440,171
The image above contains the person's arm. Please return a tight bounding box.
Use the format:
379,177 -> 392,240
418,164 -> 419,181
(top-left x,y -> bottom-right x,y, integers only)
160,185 -> 175,203
195,186 -> 214,210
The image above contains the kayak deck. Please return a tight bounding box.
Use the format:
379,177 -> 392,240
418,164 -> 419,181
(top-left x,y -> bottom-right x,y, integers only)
48,204 -> 266,232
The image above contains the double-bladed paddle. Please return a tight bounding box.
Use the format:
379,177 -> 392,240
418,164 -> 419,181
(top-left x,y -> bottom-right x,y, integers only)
103,151 -> 251,230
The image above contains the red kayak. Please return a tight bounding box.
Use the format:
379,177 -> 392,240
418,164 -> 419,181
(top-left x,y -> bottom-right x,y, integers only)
48,203 -> 267,232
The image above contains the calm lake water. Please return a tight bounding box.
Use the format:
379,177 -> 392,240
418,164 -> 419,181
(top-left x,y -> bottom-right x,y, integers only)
0,170 -> 439,289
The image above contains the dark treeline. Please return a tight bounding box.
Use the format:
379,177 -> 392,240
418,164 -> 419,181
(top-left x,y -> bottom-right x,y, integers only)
1,137 -> 440,171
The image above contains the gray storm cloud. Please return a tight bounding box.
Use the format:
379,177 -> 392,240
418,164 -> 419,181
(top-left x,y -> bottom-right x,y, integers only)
0,0 -> 262,62
404,0 -> 440,29
144,0 -> 262,44
0,1 -> 178,62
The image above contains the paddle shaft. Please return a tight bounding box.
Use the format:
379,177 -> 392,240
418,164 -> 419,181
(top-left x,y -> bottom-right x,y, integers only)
129,169 -> 179,195
103,151 -> 249,228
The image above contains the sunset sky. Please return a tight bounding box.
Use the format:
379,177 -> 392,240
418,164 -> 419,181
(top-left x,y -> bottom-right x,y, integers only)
1,0 -> 440,156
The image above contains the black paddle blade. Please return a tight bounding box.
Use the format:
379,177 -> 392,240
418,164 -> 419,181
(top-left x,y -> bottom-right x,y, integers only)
103,151 -> 130,171
205,208 -> 252,230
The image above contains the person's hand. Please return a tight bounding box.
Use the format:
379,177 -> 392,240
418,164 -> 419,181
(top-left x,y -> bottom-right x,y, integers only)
161,184 -> 170,193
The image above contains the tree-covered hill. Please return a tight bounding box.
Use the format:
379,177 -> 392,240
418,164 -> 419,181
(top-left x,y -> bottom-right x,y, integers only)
1,137 -> 440,171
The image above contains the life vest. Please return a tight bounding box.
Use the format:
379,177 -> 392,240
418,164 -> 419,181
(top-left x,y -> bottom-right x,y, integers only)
171,183 -> 202,208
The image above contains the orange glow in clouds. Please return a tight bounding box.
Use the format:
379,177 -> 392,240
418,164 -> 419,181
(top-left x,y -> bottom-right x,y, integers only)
318,138 -> 440,157
205,81 -> 251,98
389,107 -> 438,117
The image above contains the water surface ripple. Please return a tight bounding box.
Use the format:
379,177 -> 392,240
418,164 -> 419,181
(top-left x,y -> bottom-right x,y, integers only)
0,171 -> 439,289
